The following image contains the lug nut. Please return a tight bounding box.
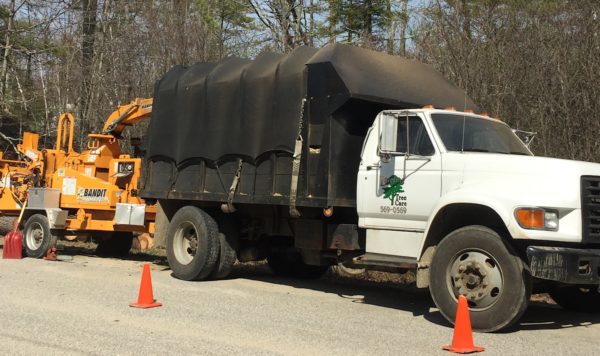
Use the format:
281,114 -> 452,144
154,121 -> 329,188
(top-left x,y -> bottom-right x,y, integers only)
458,265 -> 466,272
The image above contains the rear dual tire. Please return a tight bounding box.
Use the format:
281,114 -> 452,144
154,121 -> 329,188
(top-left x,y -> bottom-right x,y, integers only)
167,206 -> 220,281
210,215 -> 239,279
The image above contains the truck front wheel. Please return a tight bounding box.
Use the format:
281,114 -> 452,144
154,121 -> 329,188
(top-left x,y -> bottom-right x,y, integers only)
549,286 -> 600,312
166,206 -> 220,281
429,225 -> 531,332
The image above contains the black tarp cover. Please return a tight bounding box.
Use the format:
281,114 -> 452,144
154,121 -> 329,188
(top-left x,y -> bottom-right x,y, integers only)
146,44 -> 477,164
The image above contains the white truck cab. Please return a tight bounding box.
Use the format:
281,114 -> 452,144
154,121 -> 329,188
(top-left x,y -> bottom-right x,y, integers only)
356,108 -> 600,331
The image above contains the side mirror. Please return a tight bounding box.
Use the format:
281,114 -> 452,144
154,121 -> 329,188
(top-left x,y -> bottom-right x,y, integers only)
379,113 -> 398,156
512,129 -> 537,148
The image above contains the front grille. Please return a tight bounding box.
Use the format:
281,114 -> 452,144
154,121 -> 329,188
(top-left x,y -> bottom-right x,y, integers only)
581,176 -> 600,243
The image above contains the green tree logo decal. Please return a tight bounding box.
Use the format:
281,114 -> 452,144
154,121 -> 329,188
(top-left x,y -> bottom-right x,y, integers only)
383,175 -> 404,204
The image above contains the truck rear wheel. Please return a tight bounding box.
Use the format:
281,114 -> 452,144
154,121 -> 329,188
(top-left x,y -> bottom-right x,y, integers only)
23,214 -> 58,258
209,215 -> 239,280
429,225 -> 531,332
549,285 -> 600,312
166,206 -> 219,281
267,249 -> 329,279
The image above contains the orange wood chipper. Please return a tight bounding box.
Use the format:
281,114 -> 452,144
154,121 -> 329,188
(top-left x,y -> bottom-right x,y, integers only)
0,98 -> 155,257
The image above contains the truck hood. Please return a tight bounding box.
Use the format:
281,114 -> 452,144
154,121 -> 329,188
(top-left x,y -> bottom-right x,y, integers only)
463,154 -> 600,177
455,154 -> 600,208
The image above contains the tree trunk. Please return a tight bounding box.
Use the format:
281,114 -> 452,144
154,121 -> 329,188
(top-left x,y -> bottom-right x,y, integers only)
399,0 -> 408,56
386,0 -> 395,54
461,0 -> 471,40
82,0 -> 98,82
309,0 -> 315,46
364,0 -> 373,37
1,0 -> 16,111
81,0 -> 98,131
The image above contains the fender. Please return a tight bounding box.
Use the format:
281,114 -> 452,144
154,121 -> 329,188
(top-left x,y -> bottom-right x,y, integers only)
418,188 -> 513,260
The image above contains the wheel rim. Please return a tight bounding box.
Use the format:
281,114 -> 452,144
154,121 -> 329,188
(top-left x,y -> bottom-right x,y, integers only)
25,222 -> 44,250
173,221 -> 199,265
446,249 -> 504,311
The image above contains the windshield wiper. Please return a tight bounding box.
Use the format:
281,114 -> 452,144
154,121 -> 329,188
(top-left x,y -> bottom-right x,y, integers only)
462,148 -> 490,152
462,148 -> 528,155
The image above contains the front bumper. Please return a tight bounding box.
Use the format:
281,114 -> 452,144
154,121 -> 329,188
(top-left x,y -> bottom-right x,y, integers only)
526,246 -> 600,284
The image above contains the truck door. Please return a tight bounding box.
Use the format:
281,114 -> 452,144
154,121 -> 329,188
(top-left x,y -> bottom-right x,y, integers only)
357,112 -> 442,232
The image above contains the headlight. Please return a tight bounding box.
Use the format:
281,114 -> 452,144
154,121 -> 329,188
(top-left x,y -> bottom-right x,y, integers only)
515,208 -> 558,231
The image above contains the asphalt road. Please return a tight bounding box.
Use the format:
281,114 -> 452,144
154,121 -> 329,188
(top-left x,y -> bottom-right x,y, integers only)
1,243 -> 599,355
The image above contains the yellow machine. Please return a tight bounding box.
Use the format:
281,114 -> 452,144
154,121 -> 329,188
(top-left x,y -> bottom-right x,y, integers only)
0,98 -> 155,257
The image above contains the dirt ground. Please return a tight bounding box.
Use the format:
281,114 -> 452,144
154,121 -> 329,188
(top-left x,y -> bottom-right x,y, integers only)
1,244 -> 591,355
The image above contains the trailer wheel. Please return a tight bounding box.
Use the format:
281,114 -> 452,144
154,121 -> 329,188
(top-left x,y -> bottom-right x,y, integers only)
429,225 -> 531,332
23,214 -> 58,258
209,215 -> 239,280
96,232 -> 134,257
267,249 -> 329,279
549,286 -> 600,312
167,206 -> 220,281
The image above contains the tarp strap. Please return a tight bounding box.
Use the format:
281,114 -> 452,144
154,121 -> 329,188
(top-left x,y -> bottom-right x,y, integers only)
289,137 -> 303,218
289,98 -> 306,218
222,158 -> 243,213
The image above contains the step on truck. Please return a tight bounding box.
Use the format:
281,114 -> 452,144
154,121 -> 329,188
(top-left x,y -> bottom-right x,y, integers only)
140,44 -> 600,332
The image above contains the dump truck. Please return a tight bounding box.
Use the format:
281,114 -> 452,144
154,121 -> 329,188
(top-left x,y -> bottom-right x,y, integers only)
141,44 -> 600,332
0,98 -> 155,257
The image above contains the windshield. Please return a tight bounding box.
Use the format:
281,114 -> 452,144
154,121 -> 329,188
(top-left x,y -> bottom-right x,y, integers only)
431,114 -> 531,156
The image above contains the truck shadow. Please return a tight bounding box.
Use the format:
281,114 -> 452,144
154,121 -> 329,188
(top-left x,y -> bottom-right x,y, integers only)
514,302 -> 600,332
226,263 -> 600,333
0,239 -> 169,266
54,240 -> 169,266
227,263 -> 450,327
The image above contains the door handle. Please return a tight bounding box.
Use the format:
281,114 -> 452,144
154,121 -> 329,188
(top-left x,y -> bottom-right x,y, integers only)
366,164 -> 379,171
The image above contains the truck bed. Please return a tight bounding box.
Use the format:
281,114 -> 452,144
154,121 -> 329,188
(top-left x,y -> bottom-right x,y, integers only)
141,44 -> 477,208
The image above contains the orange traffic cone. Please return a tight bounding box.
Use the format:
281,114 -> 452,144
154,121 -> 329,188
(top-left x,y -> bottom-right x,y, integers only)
130,263 -> 162,308
443,295 -> 484,354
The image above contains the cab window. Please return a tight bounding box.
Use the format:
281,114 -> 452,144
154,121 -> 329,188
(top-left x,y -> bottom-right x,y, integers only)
396,117 -> 435,156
